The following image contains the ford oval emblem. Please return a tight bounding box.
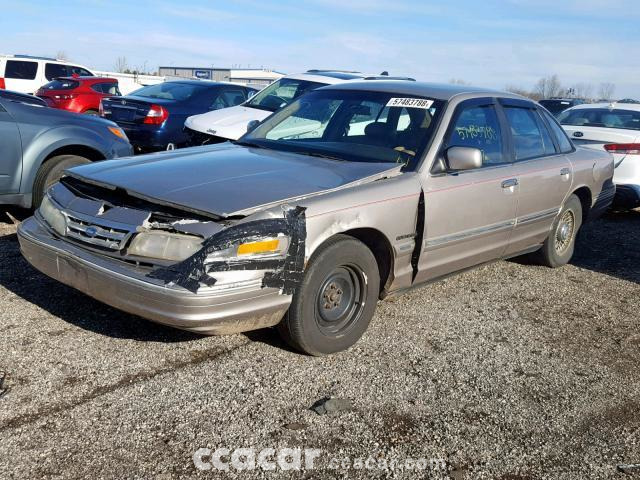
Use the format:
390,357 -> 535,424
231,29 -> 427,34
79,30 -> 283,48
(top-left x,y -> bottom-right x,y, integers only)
573,131 -> 584,138
85,226 -> 98,238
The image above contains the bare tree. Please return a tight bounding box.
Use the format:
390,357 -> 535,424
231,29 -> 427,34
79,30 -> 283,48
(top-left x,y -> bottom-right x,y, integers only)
505,84 -> 538,100
568,82 -> 593,100
55,50 -> 70,61
534,74 -> 562,99
598,82 -> 616,100
114,56 -> 129,73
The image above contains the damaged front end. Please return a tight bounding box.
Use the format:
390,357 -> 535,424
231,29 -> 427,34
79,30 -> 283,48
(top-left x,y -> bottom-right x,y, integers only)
19,177 -> 306,334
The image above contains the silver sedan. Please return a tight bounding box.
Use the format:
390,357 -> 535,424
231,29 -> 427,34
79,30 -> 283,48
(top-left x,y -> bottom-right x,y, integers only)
18,81 -> 615,355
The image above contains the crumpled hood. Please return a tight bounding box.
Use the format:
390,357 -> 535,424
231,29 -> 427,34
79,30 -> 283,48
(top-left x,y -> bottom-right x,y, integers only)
66,143 -> 402,218
184,106 -> 272,140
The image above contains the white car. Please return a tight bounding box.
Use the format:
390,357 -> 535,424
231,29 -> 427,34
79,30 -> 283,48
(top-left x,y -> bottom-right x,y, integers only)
183,70 -> 366,144
0,54 -> 94,94
558,102 -> 640,208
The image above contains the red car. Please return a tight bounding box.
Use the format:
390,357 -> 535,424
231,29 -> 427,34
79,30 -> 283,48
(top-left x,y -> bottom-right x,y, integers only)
36,76 -> 121,115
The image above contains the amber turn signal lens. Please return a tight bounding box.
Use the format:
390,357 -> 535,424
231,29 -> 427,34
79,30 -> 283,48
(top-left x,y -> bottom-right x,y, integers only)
237,239 -> 280,256
108,126 -> 127,139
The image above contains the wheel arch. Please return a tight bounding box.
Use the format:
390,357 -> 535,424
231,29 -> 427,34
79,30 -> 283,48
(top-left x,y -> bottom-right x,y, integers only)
570,186 -> 592,225
336,227 -> 394,297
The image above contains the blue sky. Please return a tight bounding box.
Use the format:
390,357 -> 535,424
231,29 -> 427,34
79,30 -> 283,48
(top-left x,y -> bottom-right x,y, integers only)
1,0 -> 639,97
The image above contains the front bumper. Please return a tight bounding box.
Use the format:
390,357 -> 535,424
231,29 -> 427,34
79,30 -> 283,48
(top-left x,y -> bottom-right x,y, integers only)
17,216 -> 291,335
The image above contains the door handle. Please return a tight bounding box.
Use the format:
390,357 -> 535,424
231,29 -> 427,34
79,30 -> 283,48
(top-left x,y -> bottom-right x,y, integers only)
501,178 -> 518,188
560,168 -> 571,176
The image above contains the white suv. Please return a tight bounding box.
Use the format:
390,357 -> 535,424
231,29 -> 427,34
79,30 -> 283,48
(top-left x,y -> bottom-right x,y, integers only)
0,55 -> 94,94
184,70 -> 366,144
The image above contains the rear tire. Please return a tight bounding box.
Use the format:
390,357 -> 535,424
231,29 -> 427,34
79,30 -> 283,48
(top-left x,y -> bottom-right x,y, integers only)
278,234 -> 380,356
533,194 -> 583,268
32,155 -> 91,208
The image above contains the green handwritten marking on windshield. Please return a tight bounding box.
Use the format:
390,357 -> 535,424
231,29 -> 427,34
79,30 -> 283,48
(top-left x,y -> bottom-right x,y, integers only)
455,125 -> 497,141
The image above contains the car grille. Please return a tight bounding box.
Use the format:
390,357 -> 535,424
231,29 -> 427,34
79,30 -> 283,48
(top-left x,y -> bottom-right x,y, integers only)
65,214 -> 131,251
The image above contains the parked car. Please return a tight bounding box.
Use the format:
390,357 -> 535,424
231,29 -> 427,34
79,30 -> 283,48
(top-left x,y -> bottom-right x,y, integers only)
18,81 -> 614,355
0,89 -> 132,208
100,80 -> 257,153
0,54 -> 94,94
539,98 -> 586,117
183,70 -> 366,145
36,76 -> 120,115
558,102 -> 640,208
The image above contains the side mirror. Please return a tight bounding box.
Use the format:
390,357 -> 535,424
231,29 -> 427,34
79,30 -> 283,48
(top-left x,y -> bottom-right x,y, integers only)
446,146 -> 483,171
247,120 -> 260,132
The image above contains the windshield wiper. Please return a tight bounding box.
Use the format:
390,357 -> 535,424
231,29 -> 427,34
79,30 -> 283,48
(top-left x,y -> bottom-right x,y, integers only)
303,151 -> 346,162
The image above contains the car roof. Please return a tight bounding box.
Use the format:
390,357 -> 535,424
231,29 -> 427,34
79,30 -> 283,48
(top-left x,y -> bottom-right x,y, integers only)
317,80 -> 509,101
283,71 -> 366,85
0,89 -> 47,106
57,76 -> 117,83
566,102 -> 640,112
160,80 -> 251,88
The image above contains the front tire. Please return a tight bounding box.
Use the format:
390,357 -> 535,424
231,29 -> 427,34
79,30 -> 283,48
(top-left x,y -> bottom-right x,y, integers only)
32,155 -> 91,208
278,234 -> 380,356
534,194 -> 583,268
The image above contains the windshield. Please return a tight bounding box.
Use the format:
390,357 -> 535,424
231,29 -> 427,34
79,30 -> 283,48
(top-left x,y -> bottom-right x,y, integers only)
241,89 -> 444,169
245,78 -> 325,112
558,108 -> 640,131
130,82 -> 210,102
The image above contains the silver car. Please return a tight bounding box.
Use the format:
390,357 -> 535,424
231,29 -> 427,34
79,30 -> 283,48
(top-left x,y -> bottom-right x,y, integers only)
18,81 -> 615,355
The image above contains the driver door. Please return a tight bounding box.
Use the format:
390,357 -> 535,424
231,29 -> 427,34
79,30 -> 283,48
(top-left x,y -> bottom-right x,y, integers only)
416,98 -> 518,283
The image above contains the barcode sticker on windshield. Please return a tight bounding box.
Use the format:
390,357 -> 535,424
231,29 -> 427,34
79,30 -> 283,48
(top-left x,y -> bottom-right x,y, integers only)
386,98 -> 434,109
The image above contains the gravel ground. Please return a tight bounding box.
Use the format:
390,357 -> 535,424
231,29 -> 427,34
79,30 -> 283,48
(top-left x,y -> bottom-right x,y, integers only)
0,207 -> 639,479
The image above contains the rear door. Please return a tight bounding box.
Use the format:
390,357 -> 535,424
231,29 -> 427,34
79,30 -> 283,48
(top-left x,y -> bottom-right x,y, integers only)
500,99 -> 572,256
0,101 -> 22,193
417,97 -> 518,282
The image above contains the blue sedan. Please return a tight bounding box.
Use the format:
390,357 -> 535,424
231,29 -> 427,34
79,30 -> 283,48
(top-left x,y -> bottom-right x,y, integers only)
100,80 -> 257,153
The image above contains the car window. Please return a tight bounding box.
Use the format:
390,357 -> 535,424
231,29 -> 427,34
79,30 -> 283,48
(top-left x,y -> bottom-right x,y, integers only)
222,89 -> 246,106
245,78 -> 325,112
446,104 -> 505,165
44,63 -> 68,80
211,89 -> 247,110
541,110 -> 573,153
504,107 -> 551,160
557,108 -> 640,131
91,82 -> 120,95
41,79 -> 79,90
67,66 -> 92,77
534,110 -> 557,155
5,60 -> 38,80
130,82 -> 210,101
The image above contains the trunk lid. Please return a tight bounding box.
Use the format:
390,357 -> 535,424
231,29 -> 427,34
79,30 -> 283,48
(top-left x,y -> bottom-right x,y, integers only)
102,96 -> 174,125
563,125 -> 638,151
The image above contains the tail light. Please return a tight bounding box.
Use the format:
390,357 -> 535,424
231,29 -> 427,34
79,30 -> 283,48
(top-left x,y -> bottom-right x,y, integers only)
98,99 -> 104,116
53,94 -> 77,100
143,104 -> 169,125
0,78 -> 5,89
604,143 -> 640,155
